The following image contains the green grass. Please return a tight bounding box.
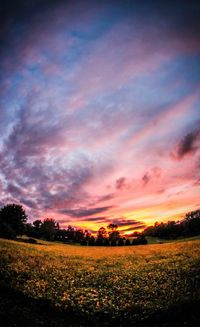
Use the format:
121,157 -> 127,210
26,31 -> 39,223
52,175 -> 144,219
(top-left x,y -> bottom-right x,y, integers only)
0,238 -> 200,326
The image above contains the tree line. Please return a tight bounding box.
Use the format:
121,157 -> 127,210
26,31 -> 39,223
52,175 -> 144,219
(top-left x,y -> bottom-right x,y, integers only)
0,203 -> 199,245
0,203 -> 147,245
24,215 -> 148,246
143,209 -> 200,239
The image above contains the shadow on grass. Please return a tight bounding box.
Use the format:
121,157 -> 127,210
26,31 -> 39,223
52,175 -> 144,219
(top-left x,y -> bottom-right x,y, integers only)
1,284 -> 200,327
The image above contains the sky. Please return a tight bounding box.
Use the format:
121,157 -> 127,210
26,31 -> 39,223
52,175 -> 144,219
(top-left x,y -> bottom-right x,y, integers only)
0,0 -> 200,234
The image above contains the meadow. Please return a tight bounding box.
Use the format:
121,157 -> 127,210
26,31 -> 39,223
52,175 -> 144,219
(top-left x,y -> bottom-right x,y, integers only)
0,238 -> 200,326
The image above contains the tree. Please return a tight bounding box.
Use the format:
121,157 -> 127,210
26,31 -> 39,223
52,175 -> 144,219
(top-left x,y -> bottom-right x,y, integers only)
65,225 -> 75,241
88,236 -> 95,246
40,218 -> 59,241
32,219 -> 42,238
118,238 -> 124,246
54,228 -> 68,242
110,239 -> 117,246
73,228 -> 85,243
0,203 -> 27,239
25,223 -> 34,237
97,227 -> 107,239
33,219 -> 42,230
107,223 -> 120,241
132,235 -> 147,245
143,209 -> 200,239
84,230 -> 91,242
95,237 -> 104,246
103,238 -> 110,246
125,238 -> 131,246
80,238 -> 87,245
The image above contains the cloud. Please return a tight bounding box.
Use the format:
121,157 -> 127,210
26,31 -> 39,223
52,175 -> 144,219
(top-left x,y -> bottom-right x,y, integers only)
20,198 -> 38,209
142,173 -> 151,186
142,167 -> 162,186
97,193 -> 115,202
193,178 -> 200,186
58,206 -> 113,218
0,0 -> 199,227
123,224 -> 146,232
7,183 -> 24,197
116,177 -> 127,190
172,128 -> 200,159
177,129 -> 200,158
110,218 -> 145,228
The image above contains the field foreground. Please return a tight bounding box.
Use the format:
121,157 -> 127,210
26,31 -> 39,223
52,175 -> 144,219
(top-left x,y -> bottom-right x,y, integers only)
0,238 -> 200,326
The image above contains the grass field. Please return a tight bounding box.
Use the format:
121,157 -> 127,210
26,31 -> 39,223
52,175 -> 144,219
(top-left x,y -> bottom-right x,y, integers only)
1,238 -> 200,326
145,235 -> 200,244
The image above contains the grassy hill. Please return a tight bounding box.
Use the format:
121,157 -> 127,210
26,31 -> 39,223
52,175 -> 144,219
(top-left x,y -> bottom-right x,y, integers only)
0,237 -> 200,326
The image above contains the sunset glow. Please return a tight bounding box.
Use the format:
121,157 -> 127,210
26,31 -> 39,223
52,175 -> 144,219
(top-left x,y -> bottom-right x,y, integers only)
0,0 -> 199,233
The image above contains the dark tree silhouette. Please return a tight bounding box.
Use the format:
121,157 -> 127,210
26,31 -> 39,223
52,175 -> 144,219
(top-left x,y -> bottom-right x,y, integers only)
31,220 -> 42,238
118,238 -> 124,246
125,238 -> 131,246
88,236 -> 95,246
84,230 -> 91,241
110,239 -> 117,246
80,238 -> 87,245
107,223 -> 120,241
40,218 -> 59,241
144,209 -> 200,239
0,203 -> 27,239
97,227 -> 107,239
95,237 -> 104,246
73,229 -> 85,243
33,219 -> 42,230
103,238 -> 110,246
132,235 -> 147,245
65,225 -> 75,241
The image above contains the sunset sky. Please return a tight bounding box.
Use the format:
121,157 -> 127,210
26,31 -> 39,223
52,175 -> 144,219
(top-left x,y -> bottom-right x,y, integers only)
0,0 -> 199,233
